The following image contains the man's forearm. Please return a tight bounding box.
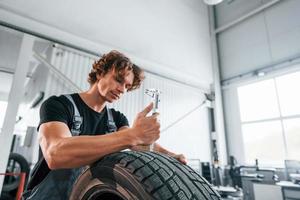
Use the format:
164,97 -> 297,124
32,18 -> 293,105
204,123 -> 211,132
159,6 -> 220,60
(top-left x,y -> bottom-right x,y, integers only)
43,129 -> 134,169
153,143 -> 176,156
130,143 -> 175,156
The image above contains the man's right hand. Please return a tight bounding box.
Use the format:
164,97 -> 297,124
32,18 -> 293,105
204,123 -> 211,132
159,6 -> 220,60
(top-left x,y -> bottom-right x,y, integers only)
130,103 -> 160,146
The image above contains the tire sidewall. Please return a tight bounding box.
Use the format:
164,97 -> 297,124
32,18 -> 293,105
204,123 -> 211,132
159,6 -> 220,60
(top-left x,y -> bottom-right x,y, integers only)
70,163 -> 153,200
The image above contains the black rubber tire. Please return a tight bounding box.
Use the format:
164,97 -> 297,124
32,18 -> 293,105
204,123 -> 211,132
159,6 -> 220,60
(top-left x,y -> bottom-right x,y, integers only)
70,151 -> 221,200
3,153 -> 30,193
0,192 -> 14,200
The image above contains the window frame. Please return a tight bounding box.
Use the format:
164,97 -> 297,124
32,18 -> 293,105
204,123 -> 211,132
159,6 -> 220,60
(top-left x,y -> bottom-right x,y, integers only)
237,72 -> 300,167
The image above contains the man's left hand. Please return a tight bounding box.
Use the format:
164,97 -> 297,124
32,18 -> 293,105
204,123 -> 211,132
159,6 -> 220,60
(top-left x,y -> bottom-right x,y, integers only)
172,154 -> 187,165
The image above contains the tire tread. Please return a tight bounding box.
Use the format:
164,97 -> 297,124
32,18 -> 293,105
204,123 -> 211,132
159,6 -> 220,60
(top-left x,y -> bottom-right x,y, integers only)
104,151 -> 220,200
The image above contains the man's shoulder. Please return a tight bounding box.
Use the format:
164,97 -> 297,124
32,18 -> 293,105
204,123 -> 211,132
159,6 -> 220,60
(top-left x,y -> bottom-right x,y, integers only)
42,93 -> 77,111
46,93 -> 77,102
110,108 -> 127,120
109,108 -> 128,123
109,108 -> 124,116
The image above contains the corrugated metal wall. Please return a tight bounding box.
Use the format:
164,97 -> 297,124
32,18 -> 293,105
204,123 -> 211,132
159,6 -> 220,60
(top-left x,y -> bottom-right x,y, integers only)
42,45 -> 211,161
44,46 -> 95,96
142,73 -> 211,160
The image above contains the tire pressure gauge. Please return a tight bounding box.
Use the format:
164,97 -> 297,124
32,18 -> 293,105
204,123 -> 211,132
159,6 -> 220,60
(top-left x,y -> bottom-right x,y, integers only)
145,89 -> 161,151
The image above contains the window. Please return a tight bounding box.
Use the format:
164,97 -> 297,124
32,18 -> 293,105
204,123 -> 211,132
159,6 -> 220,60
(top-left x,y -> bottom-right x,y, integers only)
242,121 -> 285,166
238,71 -> 300,166
238,79 -> 279,122
276,72 -> 300,116
283,118 -> 300,160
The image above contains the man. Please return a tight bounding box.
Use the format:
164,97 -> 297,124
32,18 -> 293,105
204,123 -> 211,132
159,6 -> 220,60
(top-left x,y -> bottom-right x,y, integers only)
24,50 -> 186,199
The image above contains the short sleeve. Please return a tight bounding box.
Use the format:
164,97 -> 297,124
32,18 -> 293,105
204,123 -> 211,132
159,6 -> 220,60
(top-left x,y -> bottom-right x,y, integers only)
112,109 -> 129,129
38,96 -> 71,130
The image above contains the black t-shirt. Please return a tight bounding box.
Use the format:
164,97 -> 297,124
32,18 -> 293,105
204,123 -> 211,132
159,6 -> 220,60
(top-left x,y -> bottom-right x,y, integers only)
27,93 -> 129,190
39,93 -> 129,134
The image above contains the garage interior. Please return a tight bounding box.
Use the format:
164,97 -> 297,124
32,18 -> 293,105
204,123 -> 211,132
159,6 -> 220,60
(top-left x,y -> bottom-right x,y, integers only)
0,0 -> 300,199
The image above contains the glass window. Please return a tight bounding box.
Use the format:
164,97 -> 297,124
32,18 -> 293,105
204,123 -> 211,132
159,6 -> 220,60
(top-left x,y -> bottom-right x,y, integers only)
283,118 -> 300,160
276,71 -> 300,116
238,79 -> 280,122
238,70 -> 300,166
242,121 -> 285,165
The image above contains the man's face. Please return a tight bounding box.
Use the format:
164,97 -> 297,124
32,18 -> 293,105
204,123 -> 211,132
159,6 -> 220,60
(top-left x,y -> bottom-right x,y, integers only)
96,69 -> 134,103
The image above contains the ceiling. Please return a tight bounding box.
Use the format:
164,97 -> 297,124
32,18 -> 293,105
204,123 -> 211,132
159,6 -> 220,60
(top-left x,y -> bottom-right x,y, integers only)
0,0 -> 213,90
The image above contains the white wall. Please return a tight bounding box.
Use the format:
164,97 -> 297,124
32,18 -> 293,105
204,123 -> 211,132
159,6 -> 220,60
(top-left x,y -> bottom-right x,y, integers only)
0,27 -> 22,101
216,0 -> 300,164
0,27 -> 22,71
0,73 -> 12,101
217,0 -> 300,81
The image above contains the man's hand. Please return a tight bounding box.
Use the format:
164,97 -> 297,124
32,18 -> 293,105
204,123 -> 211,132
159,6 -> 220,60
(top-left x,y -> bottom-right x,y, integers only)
129,103 -> 160,146
172,154 -> 187,165
153,143 -> 187,165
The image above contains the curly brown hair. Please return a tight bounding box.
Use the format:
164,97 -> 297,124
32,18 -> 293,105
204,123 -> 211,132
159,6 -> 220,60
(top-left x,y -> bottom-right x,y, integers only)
88,50 -> 144,91
130,64 -> 145,91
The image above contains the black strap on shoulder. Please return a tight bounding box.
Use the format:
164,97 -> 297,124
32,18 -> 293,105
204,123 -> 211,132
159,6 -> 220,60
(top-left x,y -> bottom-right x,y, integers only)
64,94 -> 82,136
106,106 -> 117,133
64,94 -> 117,135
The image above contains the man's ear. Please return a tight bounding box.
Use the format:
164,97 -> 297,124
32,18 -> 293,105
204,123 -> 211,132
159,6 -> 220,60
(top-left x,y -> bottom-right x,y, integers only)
96,74 -> 102,81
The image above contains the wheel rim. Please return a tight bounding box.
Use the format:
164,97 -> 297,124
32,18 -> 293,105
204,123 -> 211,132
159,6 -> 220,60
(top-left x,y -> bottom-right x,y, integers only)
3,159 -> 22,190
82,186 -> 127,200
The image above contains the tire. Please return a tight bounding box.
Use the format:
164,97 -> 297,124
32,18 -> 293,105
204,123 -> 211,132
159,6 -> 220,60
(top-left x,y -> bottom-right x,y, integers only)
70,151 -> 221,200
3,153 -> 30,193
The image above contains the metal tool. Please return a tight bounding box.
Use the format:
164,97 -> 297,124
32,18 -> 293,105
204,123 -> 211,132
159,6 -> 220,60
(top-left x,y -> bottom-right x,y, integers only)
145,88 -> 161,151
145,88 -> 161,114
